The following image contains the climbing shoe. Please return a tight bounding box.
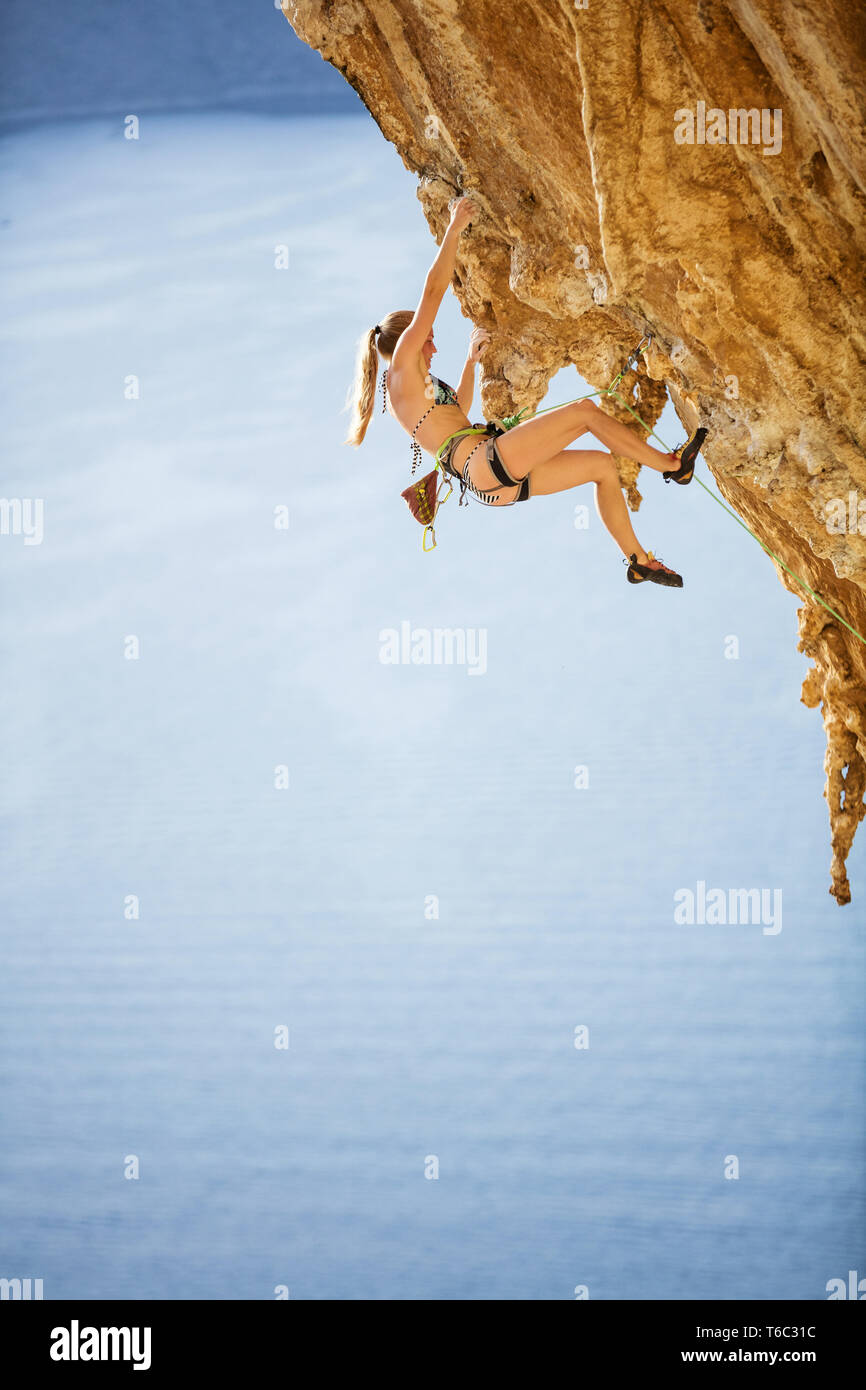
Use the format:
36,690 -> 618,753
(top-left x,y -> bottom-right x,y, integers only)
663,426 -> 708,484
625,551 -> 683,587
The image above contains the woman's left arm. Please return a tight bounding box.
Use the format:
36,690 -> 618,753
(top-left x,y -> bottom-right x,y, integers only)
457,327 -> 490,414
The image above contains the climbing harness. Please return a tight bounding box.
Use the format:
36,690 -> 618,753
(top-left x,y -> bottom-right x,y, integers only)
400,333 -> 866,648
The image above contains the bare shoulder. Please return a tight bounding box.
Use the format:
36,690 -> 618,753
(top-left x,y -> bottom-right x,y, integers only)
387,353 -> 426,405
385,355 -> 431,431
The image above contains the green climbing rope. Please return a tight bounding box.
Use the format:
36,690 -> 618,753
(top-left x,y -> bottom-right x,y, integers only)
689,474 -> 866,650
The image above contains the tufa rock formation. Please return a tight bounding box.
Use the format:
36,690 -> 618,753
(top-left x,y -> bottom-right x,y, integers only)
284,0 -> 866,903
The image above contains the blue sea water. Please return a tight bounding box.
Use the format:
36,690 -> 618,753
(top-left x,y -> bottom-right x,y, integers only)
0,112 -> 863,1300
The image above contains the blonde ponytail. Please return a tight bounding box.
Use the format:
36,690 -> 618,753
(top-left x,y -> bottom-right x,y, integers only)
344,311 -> 414,446
344,326 -> 379,446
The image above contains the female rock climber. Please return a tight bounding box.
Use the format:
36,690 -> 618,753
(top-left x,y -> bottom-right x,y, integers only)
345,196 -> 706,586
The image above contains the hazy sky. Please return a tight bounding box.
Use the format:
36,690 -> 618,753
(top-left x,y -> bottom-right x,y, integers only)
0,1 -> 360,130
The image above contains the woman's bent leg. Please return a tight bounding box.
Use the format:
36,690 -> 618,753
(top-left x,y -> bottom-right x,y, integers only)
530,449 -> 649,560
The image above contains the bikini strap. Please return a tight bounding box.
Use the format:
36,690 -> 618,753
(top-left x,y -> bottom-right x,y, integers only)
410,405 -> 436,474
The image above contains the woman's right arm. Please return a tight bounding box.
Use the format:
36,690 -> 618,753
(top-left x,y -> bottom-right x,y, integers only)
392,197 -> 476,365
426,196 -> 475,293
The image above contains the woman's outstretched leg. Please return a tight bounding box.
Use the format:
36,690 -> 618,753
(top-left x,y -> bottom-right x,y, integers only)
497,398 -> 671,480
577,401 -> 673,472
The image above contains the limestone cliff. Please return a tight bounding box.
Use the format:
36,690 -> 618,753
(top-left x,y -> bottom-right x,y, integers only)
284,0 -> 866,902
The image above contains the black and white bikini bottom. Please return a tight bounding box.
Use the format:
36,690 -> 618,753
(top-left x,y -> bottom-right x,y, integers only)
439,427 -> 531,506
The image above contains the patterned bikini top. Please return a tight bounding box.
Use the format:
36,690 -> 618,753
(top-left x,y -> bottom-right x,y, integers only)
428,375 -> 458,406
381,369 -> 462,473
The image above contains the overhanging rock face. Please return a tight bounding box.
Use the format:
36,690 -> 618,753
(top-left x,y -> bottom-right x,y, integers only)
284,0 -> 866,902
